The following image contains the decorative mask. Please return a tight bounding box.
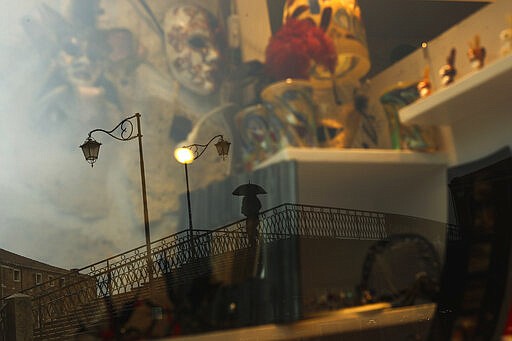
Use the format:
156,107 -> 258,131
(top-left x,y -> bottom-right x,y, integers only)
283,0 -> 370,84
235,104 -> 289,171
163,5 -> 220,96
58,31 -> 108,88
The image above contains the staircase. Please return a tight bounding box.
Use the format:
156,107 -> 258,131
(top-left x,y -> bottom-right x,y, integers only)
21,203 -> 389,340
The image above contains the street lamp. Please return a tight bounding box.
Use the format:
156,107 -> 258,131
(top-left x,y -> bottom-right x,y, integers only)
79,113 -> 153,287
174,135 -> 231,235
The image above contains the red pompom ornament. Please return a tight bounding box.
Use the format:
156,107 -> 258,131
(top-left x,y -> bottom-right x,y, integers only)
265,19 -> 337,81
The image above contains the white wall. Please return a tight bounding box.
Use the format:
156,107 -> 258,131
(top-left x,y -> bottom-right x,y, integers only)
367,0 -> 512,166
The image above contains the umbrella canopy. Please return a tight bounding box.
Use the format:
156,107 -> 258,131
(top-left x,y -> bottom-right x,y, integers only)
232,183 -> 267,196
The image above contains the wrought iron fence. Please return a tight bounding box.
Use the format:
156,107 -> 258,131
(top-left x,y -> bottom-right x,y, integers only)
0,302 -> 6,341
22,203 -> 389,336
261,204 -> 387,240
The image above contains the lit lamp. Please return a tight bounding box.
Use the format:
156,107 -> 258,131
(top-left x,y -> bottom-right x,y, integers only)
173,147 -> 194,165
79,113 -> 154,290
174,135 -> 231,235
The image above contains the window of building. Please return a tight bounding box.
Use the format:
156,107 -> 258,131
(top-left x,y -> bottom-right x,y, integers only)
35,273 -> 42,285
59,277 -> 65,287
13,269 -> 21,282
48,275 -> 55,287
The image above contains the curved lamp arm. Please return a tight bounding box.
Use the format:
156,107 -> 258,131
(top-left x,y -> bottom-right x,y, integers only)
87,113 -> 140,141
182,134 -> 228,161
80,113 -> 143,168
175,135 -> 231,165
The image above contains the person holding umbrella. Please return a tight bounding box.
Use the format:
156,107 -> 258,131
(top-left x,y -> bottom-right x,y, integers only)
233,182 -> 267,247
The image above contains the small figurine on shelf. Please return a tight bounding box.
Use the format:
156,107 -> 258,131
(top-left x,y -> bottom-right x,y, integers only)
417,66 -> 432,98
467,35 -> 486,70
439,48 -> 457,86
500,15 -> 512,56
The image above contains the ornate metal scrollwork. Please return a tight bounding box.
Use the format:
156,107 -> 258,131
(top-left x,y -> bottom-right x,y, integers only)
87,113 -> 139,141
181,134 -> 226,160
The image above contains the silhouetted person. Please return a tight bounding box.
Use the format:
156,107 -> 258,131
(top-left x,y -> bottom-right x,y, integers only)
241,194 -> 262,248
233,183 -> 266,280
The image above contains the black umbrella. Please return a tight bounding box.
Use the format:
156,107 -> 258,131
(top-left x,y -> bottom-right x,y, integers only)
232,183 -> 267,196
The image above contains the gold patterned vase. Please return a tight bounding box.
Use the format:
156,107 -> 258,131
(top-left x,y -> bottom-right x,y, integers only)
313,82 -> 361,148
380,81 -> 438,151
260,79 -> 318,147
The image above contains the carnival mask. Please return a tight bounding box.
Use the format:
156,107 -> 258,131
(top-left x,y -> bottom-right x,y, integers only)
163,5 -> 220,96
58,32 -> 107,88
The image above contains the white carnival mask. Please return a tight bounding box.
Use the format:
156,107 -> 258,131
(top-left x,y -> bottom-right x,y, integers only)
163,5 -> 220,96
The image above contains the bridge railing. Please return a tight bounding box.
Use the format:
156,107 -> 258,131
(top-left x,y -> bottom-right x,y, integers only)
21,203 -> 390,332
0,302 -> 6,341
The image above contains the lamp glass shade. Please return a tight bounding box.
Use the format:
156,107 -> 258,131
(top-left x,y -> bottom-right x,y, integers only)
174,147 -> 194,164
215,139 -> 231,159
80,138 -> 101,167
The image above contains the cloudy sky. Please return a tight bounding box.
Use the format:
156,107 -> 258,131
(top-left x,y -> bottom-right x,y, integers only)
0,0 -> 385,270
0,0 -> 230,269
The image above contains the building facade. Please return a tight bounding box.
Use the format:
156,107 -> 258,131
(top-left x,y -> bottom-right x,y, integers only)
0,248 -> 70,300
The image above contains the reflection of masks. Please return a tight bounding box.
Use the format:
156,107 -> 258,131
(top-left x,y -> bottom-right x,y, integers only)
58,32 -> 106,88
163,5 -> 220,95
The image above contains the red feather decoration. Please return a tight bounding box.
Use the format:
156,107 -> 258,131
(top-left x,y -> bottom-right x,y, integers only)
265,19 -> 337,82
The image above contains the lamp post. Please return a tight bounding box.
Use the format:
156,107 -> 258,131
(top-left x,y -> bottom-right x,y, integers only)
79,113 -> 153,289
174,135 -> 231,236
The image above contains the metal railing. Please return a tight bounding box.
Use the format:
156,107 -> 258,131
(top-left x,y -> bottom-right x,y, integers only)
19,203 -> 388,336
0,302 -> 6,341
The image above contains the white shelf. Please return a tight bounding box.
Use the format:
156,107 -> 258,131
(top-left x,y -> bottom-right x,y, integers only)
255,147 -> 448,169
252,148 -> 448,222
399,53 -> 512,125
184,147 -> 448,229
